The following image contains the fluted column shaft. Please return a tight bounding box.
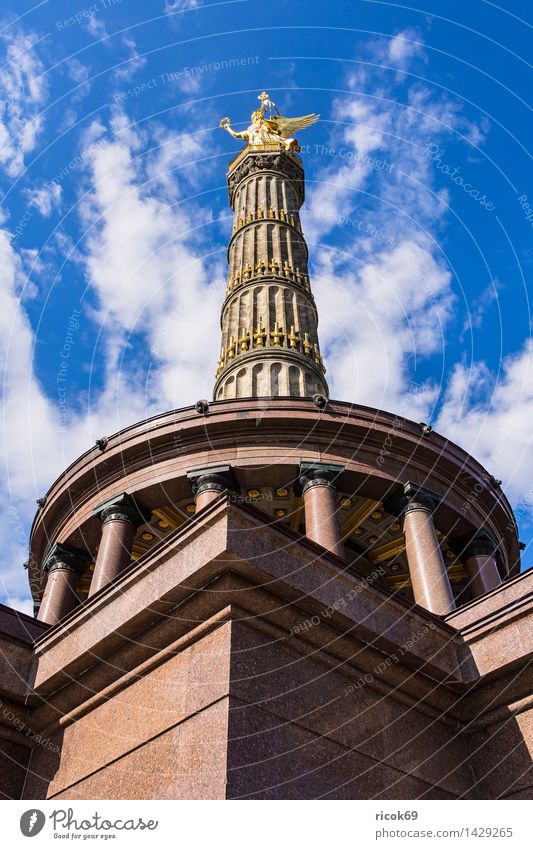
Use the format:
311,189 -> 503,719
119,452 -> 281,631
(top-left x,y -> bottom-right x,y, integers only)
215,146 -> 328,400
299,462 -> 344,557
387,484 -> 456,615
89,494 -> 147,597
38,544 -> 91,625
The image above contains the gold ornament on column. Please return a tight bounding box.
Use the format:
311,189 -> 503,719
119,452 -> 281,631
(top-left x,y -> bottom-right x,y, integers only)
253,321 -> 267,348
238,328 -> 251,351
288,326 -> 300,349
270,322 -> 284,346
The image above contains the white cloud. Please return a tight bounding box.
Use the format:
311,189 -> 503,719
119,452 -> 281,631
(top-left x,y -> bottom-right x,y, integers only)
315,240 -> 454,415
24,181 -> 62,216
174,70 -> 203,95
113,34 -> 147,82
0,218 -> 168,610
144,123 -> 208,198
83,16 -> 146,82
304,85 -> 480,250
164,0 -> 200,13
461,279 -> 500,335
388,28 -> 425,67
58,107 -> 78,133
66,57 -> 90,84
0,225 -> 139,498
304,27 -> 486,247
85,14 -> 108,40
436,342 -> 533,510
77,111 -> 222,406
0,29 -> 47,177
302,27 -> 489,425
0,228 -> 57,492
0,499 -> 35,613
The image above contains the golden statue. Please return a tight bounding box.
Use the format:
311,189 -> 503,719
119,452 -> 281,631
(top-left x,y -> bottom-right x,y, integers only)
220,91 -> 319,152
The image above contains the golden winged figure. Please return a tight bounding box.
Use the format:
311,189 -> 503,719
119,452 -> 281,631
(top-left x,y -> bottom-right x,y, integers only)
220,91 -> 319,152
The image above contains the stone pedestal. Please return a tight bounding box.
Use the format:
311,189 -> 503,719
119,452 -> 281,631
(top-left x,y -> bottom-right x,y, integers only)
88,494 -> 147,597
299,462 -> 344,557
387,483 -> 455,615
458,533 -> 501,598
38,544 -> 91,625
188,465 -> 235,512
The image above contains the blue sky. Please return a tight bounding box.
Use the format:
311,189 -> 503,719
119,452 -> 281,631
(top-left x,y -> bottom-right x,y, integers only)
0,0 -> 531,612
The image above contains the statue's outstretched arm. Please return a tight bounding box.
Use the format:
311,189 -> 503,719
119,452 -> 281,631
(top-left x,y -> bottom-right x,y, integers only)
220,118 -> 248,141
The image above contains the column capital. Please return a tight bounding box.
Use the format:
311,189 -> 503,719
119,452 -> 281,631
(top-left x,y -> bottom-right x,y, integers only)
455,531 -> 499,559
385,482 -> 440,517
93,493 -> 150,528
43,542 -> 92,575
297,461 -> 344,496
187,465 -> 236,496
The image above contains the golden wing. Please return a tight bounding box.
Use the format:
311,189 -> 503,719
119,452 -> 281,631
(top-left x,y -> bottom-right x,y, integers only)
269,113 -> 320,137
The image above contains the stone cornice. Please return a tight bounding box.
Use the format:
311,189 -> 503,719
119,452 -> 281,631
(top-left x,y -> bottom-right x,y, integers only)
27,399 -> 520,588
227,147 -> 304,207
